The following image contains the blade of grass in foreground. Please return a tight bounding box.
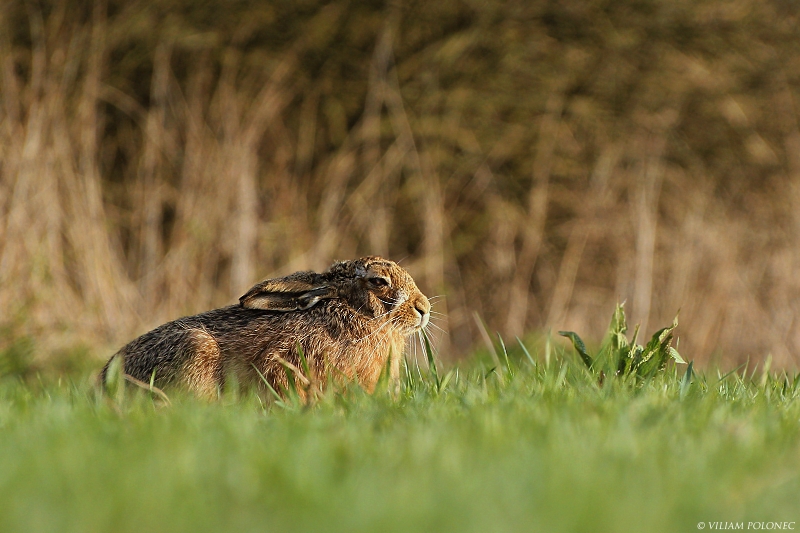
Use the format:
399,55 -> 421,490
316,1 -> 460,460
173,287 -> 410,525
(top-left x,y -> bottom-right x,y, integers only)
422,330 -> 441,391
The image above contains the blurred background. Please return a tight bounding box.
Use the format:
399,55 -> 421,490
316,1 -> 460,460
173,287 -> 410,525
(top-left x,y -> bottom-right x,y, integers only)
2,0 -> 800,373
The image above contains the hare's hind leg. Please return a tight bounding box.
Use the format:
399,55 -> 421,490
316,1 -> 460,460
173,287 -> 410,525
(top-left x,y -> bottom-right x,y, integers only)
181,328 -> 224,399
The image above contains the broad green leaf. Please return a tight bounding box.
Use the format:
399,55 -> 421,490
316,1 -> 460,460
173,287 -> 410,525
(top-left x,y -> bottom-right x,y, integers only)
630,345 -> 644,372
669,347 -> 686,364
608,303 -> 631,375
558,331 -> 593,369
608,303 -> 629,352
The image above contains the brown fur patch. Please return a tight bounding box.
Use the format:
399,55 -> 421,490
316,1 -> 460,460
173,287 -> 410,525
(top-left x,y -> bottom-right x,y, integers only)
181,328 -> 223,399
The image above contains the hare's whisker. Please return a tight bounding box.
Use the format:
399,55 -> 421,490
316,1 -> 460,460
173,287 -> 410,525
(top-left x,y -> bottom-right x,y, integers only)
376,297 -> 403,311
366,309 -> 393,324
378,296 -> 402,306
428,316 -> 447,329
426,322 -> 448,335
361,320 -> 390,335
355,318 -> 393,343
363,308 -> 391,324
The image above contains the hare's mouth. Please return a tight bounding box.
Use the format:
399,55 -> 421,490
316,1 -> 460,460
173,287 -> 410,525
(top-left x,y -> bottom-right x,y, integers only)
418,313 -> 430,329
401,311 -> 429,334
412,303 -> 430,329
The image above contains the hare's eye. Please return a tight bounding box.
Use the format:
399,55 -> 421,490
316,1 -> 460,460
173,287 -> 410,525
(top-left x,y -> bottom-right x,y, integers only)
367,277 -> 390,288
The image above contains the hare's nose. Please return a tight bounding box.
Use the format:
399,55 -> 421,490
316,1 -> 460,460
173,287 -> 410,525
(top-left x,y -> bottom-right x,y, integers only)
414,300 -> 430,328
415,295 -> 431,315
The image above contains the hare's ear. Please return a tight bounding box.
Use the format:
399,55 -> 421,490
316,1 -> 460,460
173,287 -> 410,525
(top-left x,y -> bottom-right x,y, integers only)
239,277 -> 337,312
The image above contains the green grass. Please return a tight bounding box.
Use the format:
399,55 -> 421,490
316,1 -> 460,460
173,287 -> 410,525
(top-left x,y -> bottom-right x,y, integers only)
1,344 -> 799,533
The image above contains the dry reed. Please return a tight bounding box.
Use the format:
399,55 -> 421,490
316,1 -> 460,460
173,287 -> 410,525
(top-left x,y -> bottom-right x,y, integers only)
1,0 -> 800,368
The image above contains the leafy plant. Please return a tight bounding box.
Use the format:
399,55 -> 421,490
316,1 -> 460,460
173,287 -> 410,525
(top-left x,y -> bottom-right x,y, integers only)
559,303 -> 686,379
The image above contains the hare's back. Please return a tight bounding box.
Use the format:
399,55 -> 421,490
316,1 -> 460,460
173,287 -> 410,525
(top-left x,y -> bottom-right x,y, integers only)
111,305 -> 278,384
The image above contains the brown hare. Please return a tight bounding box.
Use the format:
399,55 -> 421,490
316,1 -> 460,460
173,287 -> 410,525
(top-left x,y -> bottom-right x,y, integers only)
99,256 -> 431,399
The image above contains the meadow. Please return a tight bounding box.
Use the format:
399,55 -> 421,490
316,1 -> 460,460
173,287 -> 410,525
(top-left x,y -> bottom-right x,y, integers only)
2,2 -> 800,530
1,325 -> 798,533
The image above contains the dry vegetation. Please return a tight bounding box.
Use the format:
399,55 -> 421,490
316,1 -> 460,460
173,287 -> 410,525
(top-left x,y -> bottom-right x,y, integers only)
2,0 -> 800,368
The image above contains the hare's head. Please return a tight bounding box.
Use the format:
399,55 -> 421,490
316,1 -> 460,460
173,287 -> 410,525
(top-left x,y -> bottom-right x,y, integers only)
239,256 -> 431,336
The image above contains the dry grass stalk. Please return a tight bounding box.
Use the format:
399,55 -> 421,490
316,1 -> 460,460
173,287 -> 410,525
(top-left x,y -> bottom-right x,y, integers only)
2,1 -> 800,368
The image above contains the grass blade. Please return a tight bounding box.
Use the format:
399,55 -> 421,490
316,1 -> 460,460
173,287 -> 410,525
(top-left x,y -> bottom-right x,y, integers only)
516,337 -> 536,368
422,330 -> 441,390
497,333 -> 513,376
680,361 -> 694,399
251,363 -> 282,403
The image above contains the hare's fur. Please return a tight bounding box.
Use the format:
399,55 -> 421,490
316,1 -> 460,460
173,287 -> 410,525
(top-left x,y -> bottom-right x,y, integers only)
100,257 -> 431,398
